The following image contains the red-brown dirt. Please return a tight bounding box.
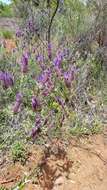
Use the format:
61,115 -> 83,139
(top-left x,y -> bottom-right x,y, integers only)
0,131 -> 107,190
3,39 -> 16,53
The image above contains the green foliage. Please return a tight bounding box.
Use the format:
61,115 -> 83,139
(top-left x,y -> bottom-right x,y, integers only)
54,0 -> 92,40
11,177 -> 30,190
0,187 -> 8,190
11,141 -> 28,164
0,2 -> 13,17
69,117 -> 102,136
0,0 -> 105,157
0,30 -> 13,39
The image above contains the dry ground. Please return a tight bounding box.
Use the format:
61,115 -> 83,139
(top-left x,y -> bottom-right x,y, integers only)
0,130 -> 107,190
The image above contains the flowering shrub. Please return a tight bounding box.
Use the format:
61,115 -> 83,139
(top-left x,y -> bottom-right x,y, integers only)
0,38 -> 78,141
0,71 -> 14,90
13,92 -> 23,113
0,21 -> 103,146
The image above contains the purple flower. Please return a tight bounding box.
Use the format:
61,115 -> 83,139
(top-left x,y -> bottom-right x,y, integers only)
16,29 -> 22,38
13,102 -> 21,113
35,114 -> 42,127
13,92 -> 23,113
31,114 -> 42,138
42,79 -> 54,96
37,68 -> 53,95
32,96 -> 40,111
64,72 -> 71,88
31,127 -> 38,138
53,57 -> 59,67
64,66 -> 76,88
27,20 -> 34,32
21,52 -> 29,73
36,54 -> 44,63
63,48 -> 69,58
42,88 -> 52,96
0,71 -> 14,89
16,92 -> 23,102
32,47 -> 36,53
47,43 -> 52,60
28,20 -> 33,27
37,73 -> 48,84
55,66 -> 62,78
37,69 -> 51,85
53,51 -> 63,67
56,96 -> 65,108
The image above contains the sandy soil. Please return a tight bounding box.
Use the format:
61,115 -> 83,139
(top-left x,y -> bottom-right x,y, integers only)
0,130 -> 107,190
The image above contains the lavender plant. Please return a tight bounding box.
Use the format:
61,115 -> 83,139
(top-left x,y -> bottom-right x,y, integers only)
0,39 -> 78,142
0,0 -> 104,147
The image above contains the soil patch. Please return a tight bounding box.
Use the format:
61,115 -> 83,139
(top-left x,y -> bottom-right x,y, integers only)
0,132 -> 107,190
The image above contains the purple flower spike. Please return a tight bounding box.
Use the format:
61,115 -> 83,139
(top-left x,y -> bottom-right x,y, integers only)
16,29 -> 22,38
64,66 -> 76,88
42,81 -> 54,96
13,101 -> 21,113
37,73 -> 48,85
31,127 -> 38,138
36,54 -> 44,63
53,57 -> 59,67
32,47 -> 36,54
21,52 -> 29,73
28,19 -> 34,32
48,43 -> 52,60
16,92 -> 23,102
63,48 -> 69,58
37,68 -> 53,95
32,96 -> 40,111
4,72 -> 14,88
64,71 -> 71,88
38,70 -> 51,85
35,113 -> 41,127
53,51 -> 63,68
13,92 -> 23,113
31,114 -> 42,138
55,66 -> 62,78
0,71 -> 14,89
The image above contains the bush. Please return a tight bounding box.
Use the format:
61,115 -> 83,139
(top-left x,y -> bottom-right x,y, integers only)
11,142 -> 28,164
0,30 -> 13,39
0,2 -> 13,17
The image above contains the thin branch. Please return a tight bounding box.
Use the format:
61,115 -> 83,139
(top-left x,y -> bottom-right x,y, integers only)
47,0 -> 60,43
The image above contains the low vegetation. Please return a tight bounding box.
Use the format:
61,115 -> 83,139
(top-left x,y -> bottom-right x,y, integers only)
0,0 -> 107,189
